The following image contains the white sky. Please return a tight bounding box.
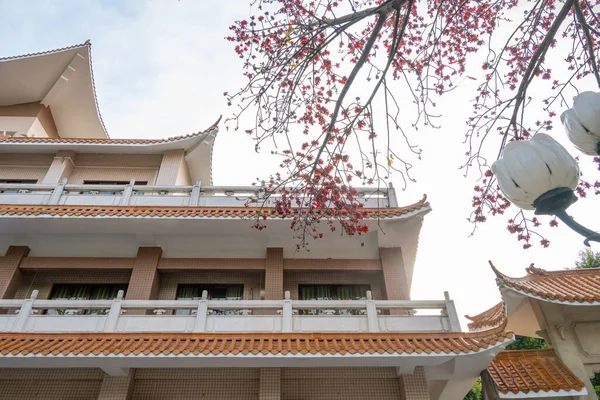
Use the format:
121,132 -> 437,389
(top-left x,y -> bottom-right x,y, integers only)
1,0 -> 598,328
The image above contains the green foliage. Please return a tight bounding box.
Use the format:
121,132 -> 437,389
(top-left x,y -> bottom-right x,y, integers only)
575,249 -> 600,269
593,372 -> 600,397
505,335 -> 547,350
464,378 -> 482,400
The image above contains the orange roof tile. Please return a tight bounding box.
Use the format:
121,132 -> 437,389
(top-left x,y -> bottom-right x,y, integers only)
488,349 -> 586,395
0,330 -> 512,357
0,117 -> 221,145
465,302 -> 506,331
0,197 -> 430,220
492,262 -> 600,304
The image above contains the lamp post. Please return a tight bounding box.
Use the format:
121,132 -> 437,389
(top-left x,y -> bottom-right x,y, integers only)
492,133 -> 600,246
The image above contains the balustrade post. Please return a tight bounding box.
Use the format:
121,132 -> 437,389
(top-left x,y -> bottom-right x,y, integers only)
193,290 -> 209,332
387,183 -> 398,207
188,181 -> 201,206
104,290 -> 124,332
443,291 -> 461,331
282,291 -> 293,332
12,290 -> 38,332
119,179 -> 135,206
365,291 -> 379,332
47,178 -> 67,205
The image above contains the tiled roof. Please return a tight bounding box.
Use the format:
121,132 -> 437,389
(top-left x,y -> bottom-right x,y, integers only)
1,41 -> 110,138
0,41 -> 89,61
0,330 -> 512,357
488,349 -> 586,396
0,117 -> 221,145
465,302 -> 506,331
0,197 -> 430,220
492,262 -> 600,304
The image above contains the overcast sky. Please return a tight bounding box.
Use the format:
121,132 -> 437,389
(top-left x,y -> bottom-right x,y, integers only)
1,0 -> 598,327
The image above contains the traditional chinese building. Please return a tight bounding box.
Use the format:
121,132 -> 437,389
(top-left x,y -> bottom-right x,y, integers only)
467,264 -> 600,400
0,43 -> 515,400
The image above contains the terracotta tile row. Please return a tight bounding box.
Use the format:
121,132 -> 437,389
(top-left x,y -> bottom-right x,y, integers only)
488,349 -> 586,395
492,263 -> 600,304
0,330 -> 511,357
465,302 -> 506,331
0,198 -> 429,220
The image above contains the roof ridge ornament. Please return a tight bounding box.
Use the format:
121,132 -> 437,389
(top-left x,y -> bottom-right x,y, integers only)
525,263 -> 548,275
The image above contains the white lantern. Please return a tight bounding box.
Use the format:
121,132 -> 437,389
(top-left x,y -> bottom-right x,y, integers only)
491,133 -> 580,210
561,91 -> 600,155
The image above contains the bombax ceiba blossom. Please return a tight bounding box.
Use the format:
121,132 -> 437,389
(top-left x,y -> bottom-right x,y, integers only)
492,133 -> 580,210
561,91 -> 600,156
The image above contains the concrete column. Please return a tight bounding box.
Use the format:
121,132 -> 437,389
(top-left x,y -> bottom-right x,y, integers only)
125,247 -> 162,314
155,150 -> 185,186
97,371 -> 135,400
259,368 -> 281,400
398,367 -> 431,400
0,246 -> 30,299
380,247 -> 410,315
264,248 -> 284,300
41,151 -> 75,184
545,313 -> 599,399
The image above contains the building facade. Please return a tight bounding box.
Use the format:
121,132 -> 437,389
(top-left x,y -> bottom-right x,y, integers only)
0,43 -> 515,400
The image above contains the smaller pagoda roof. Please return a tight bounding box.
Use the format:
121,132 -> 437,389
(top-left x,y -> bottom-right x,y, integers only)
0,118 -> 220,186
486,349 -> 588,398
0,42 -> 107,139
466,302 -> 506,332
492,263 -> 600,305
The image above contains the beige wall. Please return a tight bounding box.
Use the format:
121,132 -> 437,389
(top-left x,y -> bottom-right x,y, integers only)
0,153 -> 54,182
68,154 -> 162,184
0,102 -> 58,138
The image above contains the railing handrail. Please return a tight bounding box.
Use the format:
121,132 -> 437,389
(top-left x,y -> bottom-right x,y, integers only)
0,183 -> 389,196
0,298 -> 446,311
0,290 -> 461,332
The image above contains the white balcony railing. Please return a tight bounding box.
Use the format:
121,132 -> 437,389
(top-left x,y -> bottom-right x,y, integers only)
0,180 -> 398,208
0,290 -> 461,334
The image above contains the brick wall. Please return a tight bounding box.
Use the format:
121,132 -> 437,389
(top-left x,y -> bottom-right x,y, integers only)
0,367 -> 433,400
126,248 -> 162,302
265,248 -> 283,300
155,150 -> 185,186
132,368 -> 260,400
398,367 -> 431,400
281,367 -> 401,399
0,246 -> 29,299
0,368 -> 103,400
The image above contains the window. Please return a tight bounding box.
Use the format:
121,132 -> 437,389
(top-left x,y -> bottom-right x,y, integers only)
0,179 -> 38,194
176,284 -> 243,315
47,284 -> 127,315
299,284 -> 370,315
81,180 -> 147,196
